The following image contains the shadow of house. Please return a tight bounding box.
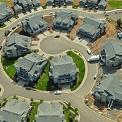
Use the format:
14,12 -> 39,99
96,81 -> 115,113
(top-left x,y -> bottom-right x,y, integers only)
53,11 -> 78,32
0,3 -> 14,25
14,53 -> 47,85
93,74 -> 122,109
2,33 -> 31,58
77,17 -> 106,42
21,14 -> 48,36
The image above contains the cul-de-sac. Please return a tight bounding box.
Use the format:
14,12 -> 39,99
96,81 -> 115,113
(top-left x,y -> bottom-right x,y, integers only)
0,0 -> 122,122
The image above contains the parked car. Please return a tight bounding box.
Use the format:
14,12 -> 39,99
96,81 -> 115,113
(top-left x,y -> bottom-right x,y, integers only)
54,90 -> 62,95
117,32 -> 122,40
94,74 -> 97,80
87,55 -> 100,62
4,29 -> 11,36
86,48 -> 92,55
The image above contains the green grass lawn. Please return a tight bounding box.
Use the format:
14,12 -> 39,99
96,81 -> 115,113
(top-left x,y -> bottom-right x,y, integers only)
63,104 -> 77,122
36,63 -> 50,91
67,51 -> 85,91
108,0 -> 122,9
1,57 -> 17,79
28,102 -> 40,122
0,24 -> 6,28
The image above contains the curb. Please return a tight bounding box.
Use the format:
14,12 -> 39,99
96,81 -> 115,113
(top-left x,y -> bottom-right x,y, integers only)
0,84 -> 4,98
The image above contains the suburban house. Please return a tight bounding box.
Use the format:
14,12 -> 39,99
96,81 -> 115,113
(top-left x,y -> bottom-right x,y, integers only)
54,0 -> 65,6
77,17 -> 105,41
49,55 -> 78,86
53,11 -> 78,32
32,0 -> 41,9
66,0 -> 73,5
79,0 -> 87,7
14,0 -> 33,12
13,0 -> 41,13
100,42 -> 122,67
14,4 -> 23,14
79,0 -> 107,9
86,0 -> 98,8
0,99 -> 31,122
98,0 -> 107,10
21,14 -> 48,36
2,33 -> 31,58
35,101 -> 66,122
14,53 -> 47,84
0,2 -> 13,25
46,0 -> 54,6
93,74 -> 122,108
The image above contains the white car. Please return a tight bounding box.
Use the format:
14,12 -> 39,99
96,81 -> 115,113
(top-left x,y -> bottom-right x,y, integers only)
54,90 -> 62,95
86,48 -> 92,55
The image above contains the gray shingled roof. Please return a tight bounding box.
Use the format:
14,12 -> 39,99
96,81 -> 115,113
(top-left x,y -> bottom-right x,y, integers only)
0,99 -> 31,122
95,74 -> 122,101
102,42 -> 122,60
22,14 -> 48,35
35,102 -> 65,122
3,33 -> 31,53
0,3 -> 13,21
78,17 -> 105,36
50,55 -> 77,77
15,53 -> 47,77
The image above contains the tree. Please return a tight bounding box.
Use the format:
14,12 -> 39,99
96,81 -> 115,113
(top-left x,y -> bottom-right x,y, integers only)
117,18 -> 122,27
5,0 -> 14,8
67,102 -> 71,108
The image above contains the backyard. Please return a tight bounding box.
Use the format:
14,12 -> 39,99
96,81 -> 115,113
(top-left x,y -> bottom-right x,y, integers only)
108,0 -> 122,9
63,102 -> 78,122
67,51 -> 85,91
35,63 -> 50,91
28,101 -> 40,122
1,57 -> 17,79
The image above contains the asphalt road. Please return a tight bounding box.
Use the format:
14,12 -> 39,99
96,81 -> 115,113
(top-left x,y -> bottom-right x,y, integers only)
0,8 -> 115,122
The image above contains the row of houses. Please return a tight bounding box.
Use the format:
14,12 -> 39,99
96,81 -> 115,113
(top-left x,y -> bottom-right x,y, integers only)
14,54 -> 78,86
46,0 -> 107,10
13,0 -> 41,14
0,0 -> 41,25
1,7 -> 106,42
93,74 -> 122,108
2,29 -> 78,86
79,0 -> 107,10
0,99 -> 66,122
93,41 -> 122,108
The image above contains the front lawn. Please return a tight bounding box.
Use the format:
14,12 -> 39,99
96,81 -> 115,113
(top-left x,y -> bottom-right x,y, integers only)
108,0 -> 122,9
1,57 -> 17,79
67,51 -> 85,91
35,63 -> 50,91
28,102 -> 40,122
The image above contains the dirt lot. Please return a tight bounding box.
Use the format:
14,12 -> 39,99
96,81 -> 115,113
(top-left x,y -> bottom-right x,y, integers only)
43,15 -> 54,32
40,0 -> 47,6
67,18 -> 83,40
88,21 -> 117,55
